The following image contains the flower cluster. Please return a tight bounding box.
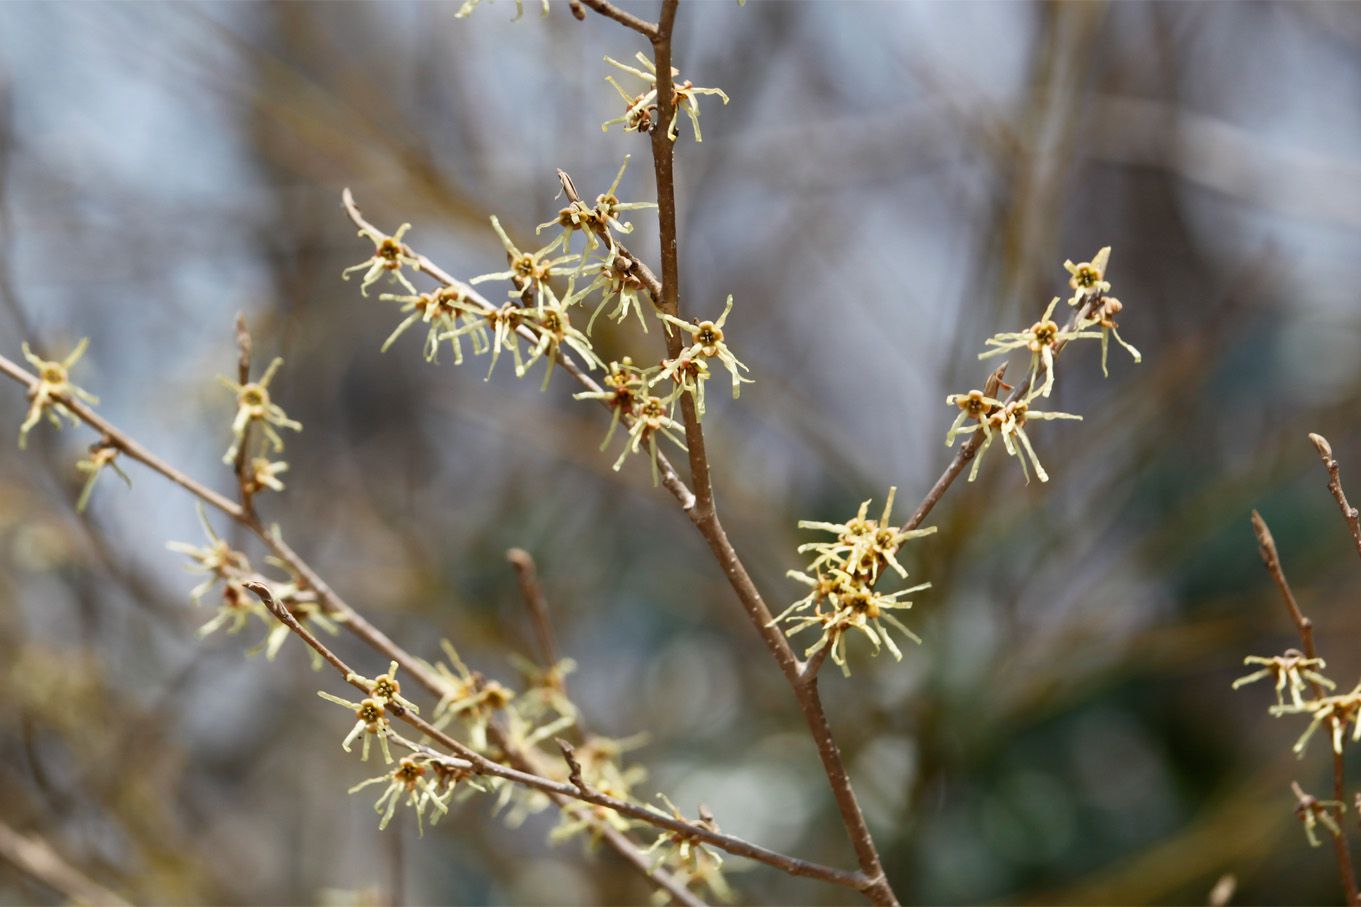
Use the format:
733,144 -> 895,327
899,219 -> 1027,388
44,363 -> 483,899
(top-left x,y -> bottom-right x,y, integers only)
601,52 -> 729,143
75,440 -> 130,513
1234,650 -> 1361,757
773,487 -> 937,675
342,133 -> 751,485
1291,781 -> 1346,849
17,339 -> 98,450
945,247 -> 1137,484
1232,651 -> 1334,709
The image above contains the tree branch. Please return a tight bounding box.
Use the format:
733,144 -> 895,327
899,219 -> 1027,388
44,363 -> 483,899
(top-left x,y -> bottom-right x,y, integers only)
577,0 -> 658,38
1251,509 -> 1359,906
1309,433 -> 1361,564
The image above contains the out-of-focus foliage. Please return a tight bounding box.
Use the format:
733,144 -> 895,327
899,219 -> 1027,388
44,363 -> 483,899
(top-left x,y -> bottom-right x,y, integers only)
2,1 -> 1361,904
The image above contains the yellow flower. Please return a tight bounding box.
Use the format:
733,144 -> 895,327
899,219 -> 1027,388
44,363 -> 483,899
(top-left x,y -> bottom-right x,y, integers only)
1063,246 -> 1112,303
343,222 -> 421,297
654,295 -> 752,400
218,357 -> 302,465
18,339 -> 98,449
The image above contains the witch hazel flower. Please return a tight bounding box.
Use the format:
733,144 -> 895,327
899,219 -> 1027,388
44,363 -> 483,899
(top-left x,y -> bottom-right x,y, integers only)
244,457 -> 289,495
167,505 -> 252,604
319,690 -> 395,764
978,296 -> 1098,399
775,488 -> 935,675
659,354 -> 711,417
1233,651 -> 1335,709
574,357 -> 652,452
519,285 -> 604,389
601,53 -> 729,143
1064,246 -> 1112,306
455,0 -> 548,21
581,257 -> 650,334
344,221 -> 421,297
348,755 -> 486,835
443,302 -> 527,381
1081,293 -> 1141,377
429,641 -> 515,752
218,356 -> 302,465
18,339 -> 99,449
944,389 -> 1002,447
378,286 -> 477,364
319,662 -> 419,764
784,580 -> 931,676
654,295 -> 752,400
614,394 -> 687,486
1292,781 -> 1346,848
195,578 -> 266,640
1270,682 -> 1361,757
75,440 -> 131,513
254,599 -> 339,670
471,216 -> 579,306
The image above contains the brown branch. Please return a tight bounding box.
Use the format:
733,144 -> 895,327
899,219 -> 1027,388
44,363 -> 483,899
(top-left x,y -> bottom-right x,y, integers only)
577,0 -> 658,38
590,5 -> 898,901
1251,510 -> 1358,906
506,548 -> 560,669
231,313 -> 256,511
1309,433 -> 1361,563
244,582 -> 867,894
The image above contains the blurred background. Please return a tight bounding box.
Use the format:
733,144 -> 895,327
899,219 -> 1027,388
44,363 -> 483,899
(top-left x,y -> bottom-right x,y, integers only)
2,1 -> 1361,904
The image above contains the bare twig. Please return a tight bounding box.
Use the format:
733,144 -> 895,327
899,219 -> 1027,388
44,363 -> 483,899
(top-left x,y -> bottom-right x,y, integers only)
231,313 -> 255,513
556,738 -> 586,791
0,819 -> 130,907
506,548 -> 560,668
578,0 -> 658,38
1309,433 -> 1361,563
1251,510 -> 1359,905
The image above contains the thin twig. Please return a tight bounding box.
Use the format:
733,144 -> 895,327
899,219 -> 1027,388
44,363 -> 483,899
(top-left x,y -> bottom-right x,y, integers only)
231,312 -> 255,513
1309,433 -> 1361,563
506,548 -> 560,669
578,0 -> 658,38
1250,510 -> 1359,906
